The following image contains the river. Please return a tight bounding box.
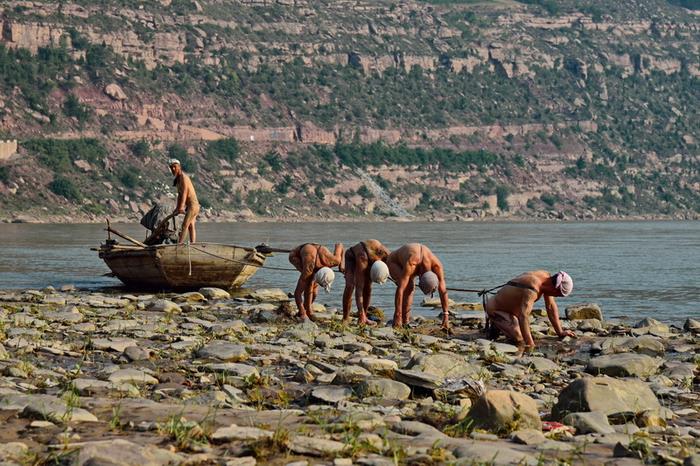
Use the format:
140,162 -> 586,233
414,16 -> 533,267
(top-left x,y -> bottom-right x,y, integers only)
0,221 -> 698,323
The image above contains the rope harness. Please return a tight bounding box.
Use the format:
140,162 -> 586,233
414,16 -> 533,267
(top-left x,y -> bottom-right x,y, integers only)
446,281 -> 538,332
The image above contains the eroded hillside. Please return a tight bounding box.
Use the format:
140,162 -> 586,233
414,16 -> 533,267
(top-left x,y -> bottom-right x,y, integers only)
0,0 -> 698,222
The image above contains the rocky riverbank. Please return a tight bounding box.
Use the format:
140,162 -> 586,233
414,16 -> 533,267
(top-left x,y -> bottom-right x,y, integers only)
0,287 -> 698,465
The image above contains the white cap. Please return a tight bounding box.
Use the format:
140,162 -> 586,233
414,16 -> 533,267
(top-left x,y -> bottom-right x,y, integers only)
418,271 -> 439,296
168,158 -> 180,166
315,267 -> 335,292
370,261 -> 390,284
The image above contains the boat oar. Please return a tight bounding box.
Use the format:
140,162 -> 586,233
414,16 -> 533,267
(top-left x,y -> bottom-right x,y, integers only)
105,226 -> 147,248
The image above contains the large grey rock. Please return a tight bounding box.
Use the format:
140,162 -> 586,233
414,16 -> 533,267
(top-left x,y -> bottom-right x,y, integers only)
0,442 -> 28,463
516,356 -> 561,373
394,369 -> 443,390
196,341 -> 248,362
586,353 -> 660,377
247,288 -> 289,302
683,318 -> 700,334
281,321 -> 318,344
552,377 -> 662,419
43,308 -> 84,323
104,83 -> 127,101
633,317 -> 670,336
211,424 -> 273,442
312,386 -> 353,404
562,411 -> 615,434
19,395 -> 98,423
408,352 -> 479,379
511,429 -> 546,445
76,439 -> 183,465
146,299 -> 181,313
199,287 -> 231,300
203,363 -> 259,379
357,378 -> 411,400
565,303 -> 603,321
452,442 -> 537,465
359,357 -> 398,374
467,390 -> 541,433
289,436 -> 347,456
599,336 -> 665,356
108,369 -> 159,385
333,365 -> 372,384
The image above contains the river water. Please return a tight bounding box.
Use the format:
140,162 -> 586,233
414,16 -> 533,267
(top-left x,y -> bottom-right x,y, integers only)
0,221 -> 698,323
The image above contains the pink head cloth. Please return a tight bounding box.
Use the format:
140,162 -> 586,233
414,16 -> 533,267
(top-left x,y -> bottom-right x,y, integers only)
554,271 -> 573,297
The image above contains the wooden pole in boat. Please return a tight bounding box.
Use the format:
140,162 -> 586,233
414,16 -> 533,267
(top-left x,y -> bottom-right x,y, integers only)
106,219 -> 112,241
105,226 -> 147,248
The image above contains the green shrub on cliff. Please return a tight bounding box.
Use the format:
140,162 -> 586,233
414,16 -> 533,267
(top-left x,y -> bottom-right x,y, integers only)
49,176 -> 81,201
206,138 -> 239,163
0,166 -> 9,184
23,138 -> 107,172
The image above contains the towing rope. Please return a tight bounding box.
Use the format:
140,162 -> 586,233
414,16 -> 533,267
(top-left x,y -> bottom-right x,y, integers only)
188,245 -> 298,272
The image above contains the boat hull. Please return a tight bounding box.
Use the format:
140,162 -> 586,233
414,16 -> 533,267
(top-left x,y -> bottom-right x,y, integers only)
99,243 -> 266,290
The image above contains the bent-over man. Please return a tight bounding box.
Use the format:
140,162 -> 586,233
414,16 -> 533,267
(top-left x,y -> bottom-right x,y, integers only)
342,239 -> 390,325
169,159 -> 200,244
387,243 -> 449,330
289,243 -> 344,321
485,270 -> 575,348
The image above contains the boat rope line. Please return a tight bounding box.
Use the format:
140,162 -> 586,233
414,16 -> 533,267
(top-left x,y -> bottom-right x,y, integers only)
187,245 -> 299,272
187,242 -> 193,276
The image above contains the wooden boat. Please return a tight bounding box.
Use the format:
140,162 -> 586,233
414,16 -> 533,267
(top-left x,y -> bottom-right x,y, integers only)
98,241 -> 267,290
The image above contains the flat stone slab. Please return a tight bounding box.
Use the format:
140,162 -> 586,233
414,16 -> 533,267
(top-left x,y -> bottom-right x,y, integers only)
74,439 -> 183,466
199,287 -> 231,300
586,353 -> 660,377
289,436 -> 348,456
211,424 -> 274,442
91,337 -> 138,352
196,341 -> 249,361
311,386 -> 353,404
394,369 -> 443,390
108,369 -> 159,385
203,363 -> 259,379
8,394 -> 100,423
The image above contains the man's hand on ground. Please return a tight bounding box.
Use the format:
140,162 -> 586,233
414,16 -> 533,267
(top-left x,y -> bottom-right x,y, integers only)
559,329 -> 576,338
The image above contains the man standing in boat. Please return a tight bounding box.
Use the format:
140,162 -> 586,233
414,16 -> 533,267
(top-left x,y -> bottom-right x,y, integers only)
169,159 -> 200,244
484,270 -> 576,348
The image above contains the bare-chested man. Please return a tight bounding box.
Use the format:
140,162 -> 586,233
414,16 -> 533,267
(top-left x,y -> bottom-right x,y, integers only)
169,159 -> 199,244
485,270 -> 575,348
342,240 -> 390,325
289,243 -> 344,321
387,243 -> 449,330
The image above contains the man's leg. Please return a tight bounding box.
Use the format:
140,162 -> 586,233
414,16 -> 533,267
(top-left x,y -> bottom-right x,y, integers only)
402,280 -> 415,326
487,310 -> 524,345
342,270 -> 355,323
179,208 -> 196,243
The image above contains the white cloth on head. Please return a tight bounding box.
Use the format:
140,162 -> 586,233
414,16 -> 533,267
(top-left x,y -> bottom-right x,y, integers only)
168,158 -> 180,166
370,261 -> 390,284
315,267 -> 335,292
554,271 -> 573,297
419,271 -> 439,296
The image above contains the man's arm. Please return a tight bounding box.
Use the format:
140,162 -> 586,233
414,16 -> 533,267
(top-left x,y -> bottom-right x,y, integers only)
435,266 -> 450,329
544,295 -> 575,338
174,178 -> 186,214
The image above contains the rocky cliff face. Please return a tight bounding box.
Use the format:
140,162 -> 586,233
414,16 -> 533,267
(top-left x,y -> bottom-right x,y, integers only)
0,0 -> 698,222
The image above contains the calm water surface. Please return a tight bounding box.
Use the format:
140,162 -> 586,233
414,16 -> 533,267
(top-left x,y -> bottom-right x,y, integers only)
0,221 -> 698,323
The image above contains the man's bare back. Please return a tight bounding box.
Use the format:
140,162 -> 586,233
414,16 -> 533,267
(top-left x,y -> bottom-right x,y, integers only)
485,270 -> 574,347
